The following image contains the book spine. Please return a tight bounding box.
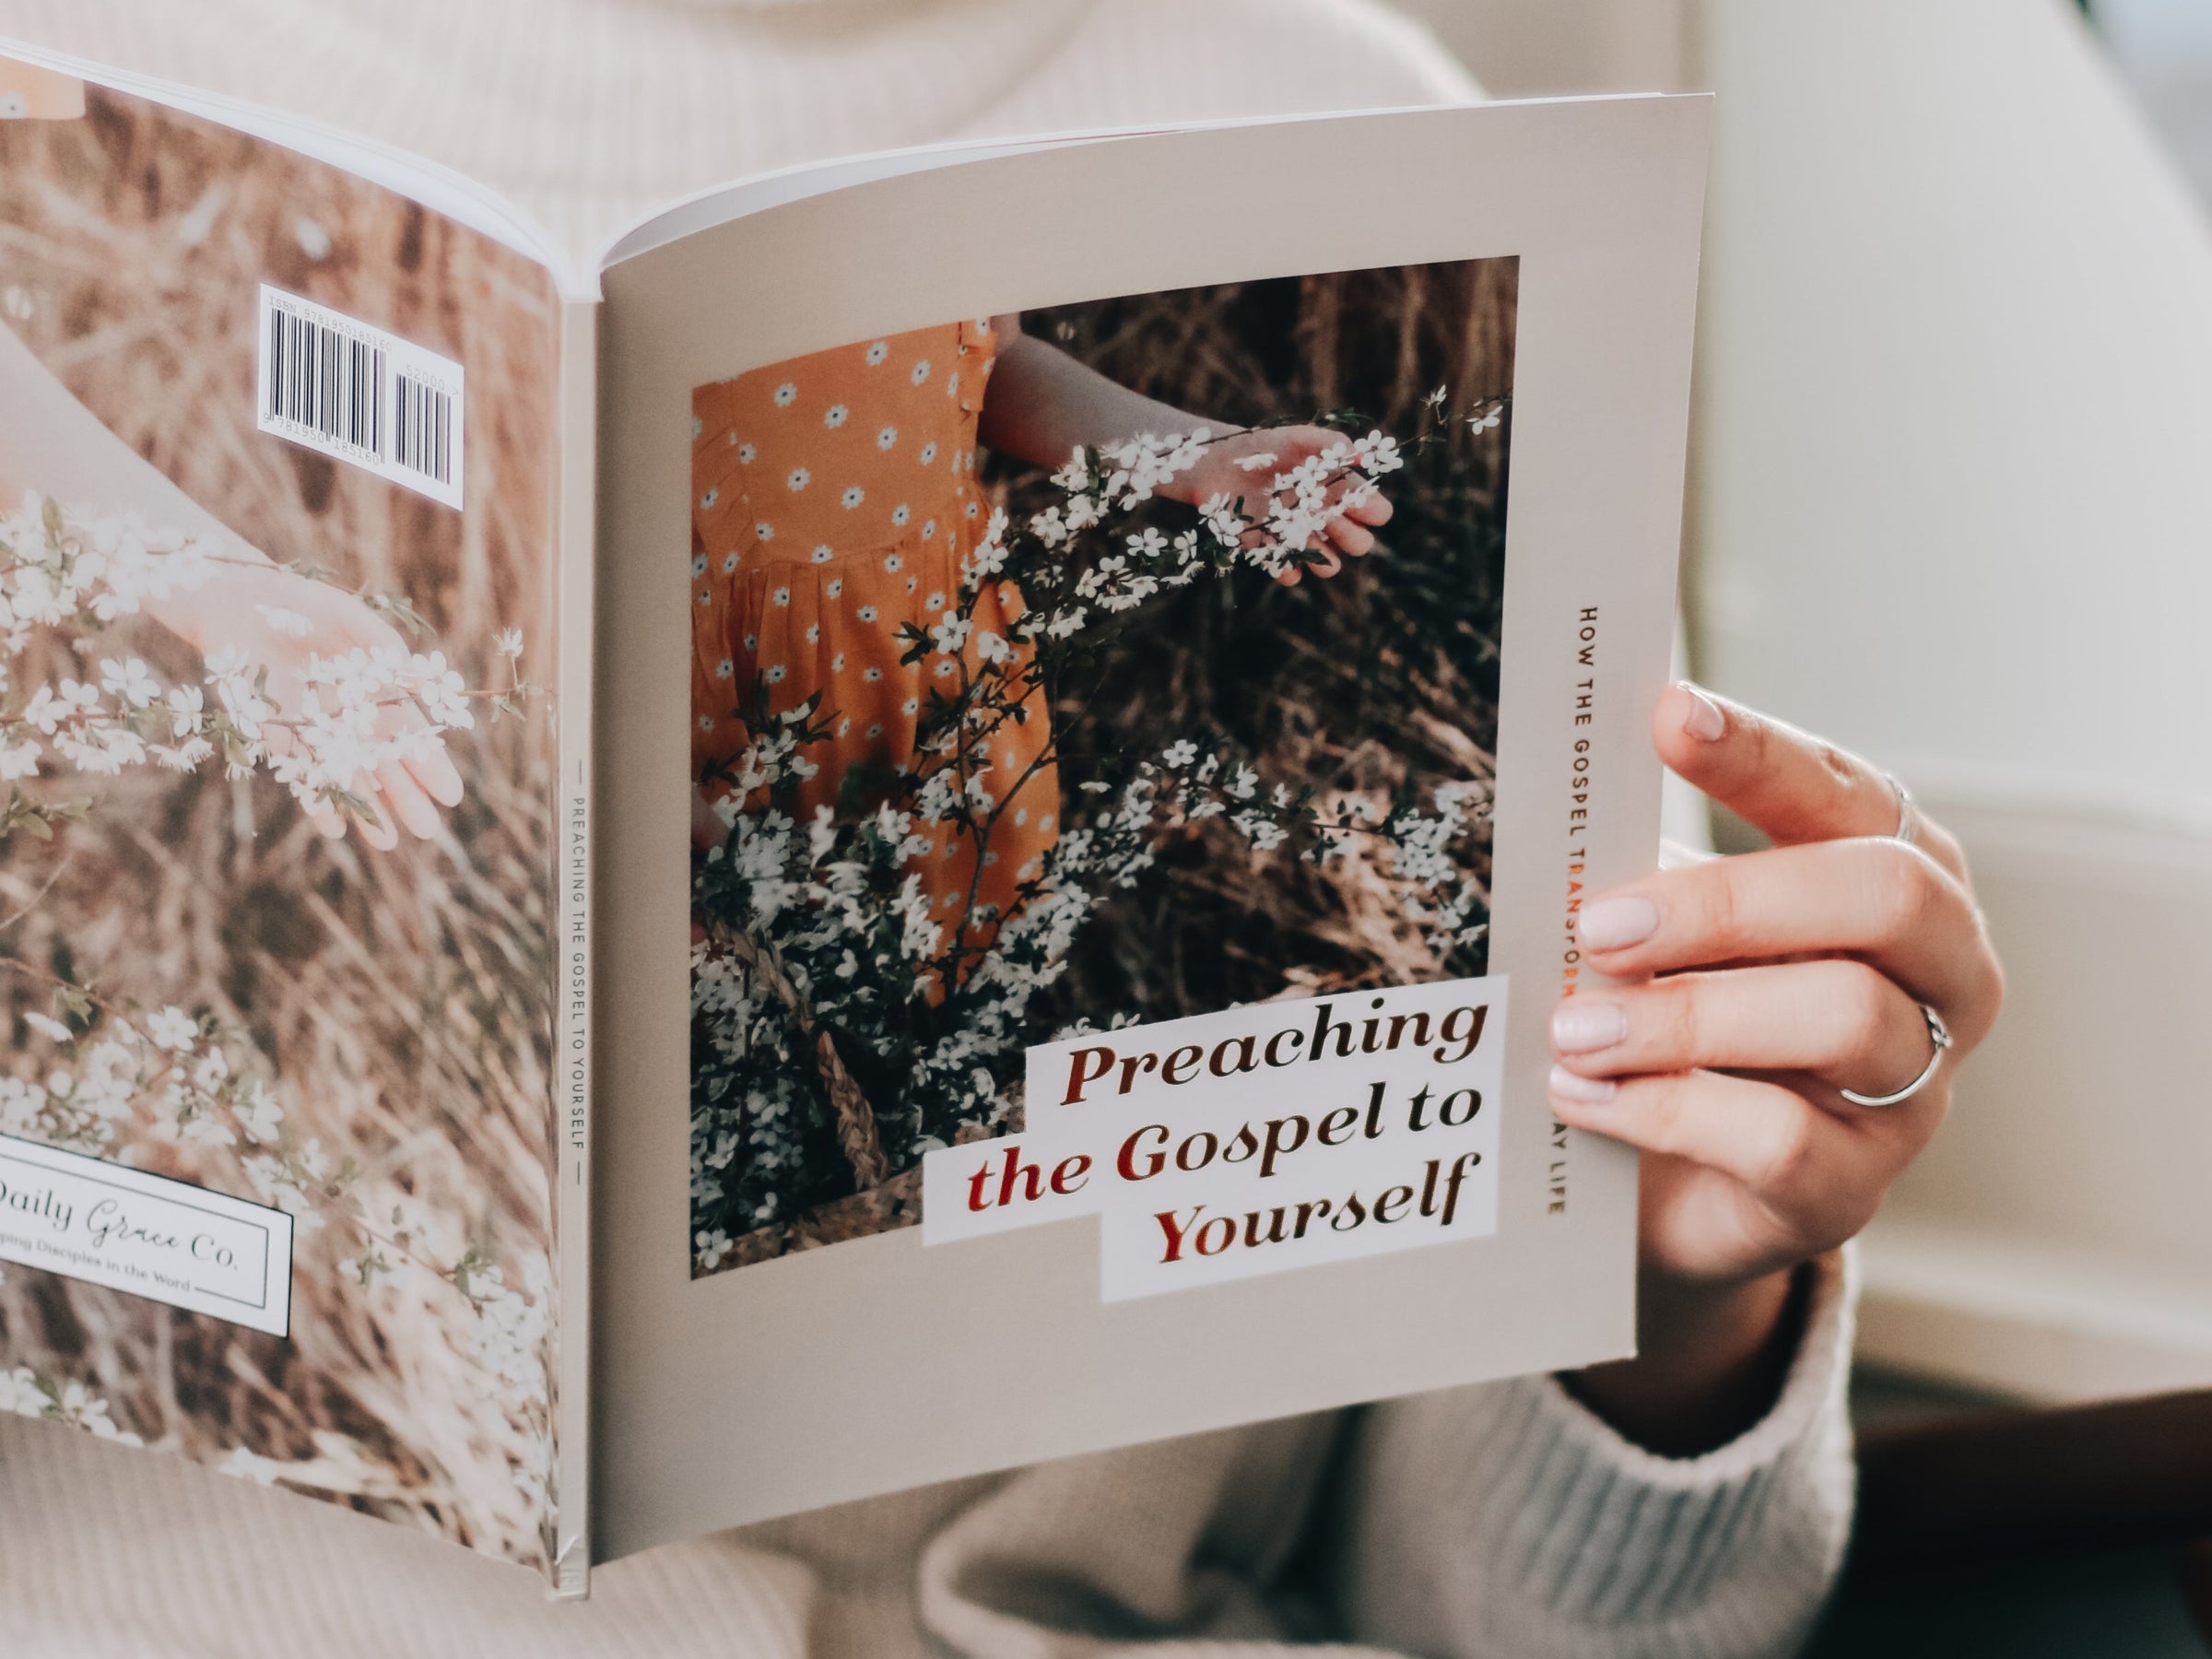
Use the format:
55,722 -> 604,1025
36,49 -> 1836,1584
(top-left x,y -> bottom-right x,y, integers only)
551,295 -> 598,1600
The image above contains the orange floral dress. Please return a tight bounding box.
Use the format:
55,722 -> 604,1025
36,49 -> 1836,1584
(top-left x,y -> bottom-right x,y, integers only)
691,319 -> 1058,952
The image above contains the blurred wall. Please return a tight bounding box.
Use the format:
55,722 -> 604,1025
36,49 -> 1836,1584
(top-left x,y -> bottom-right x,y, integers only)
1389,0 -> 1688,95
1401,0 -> 2212,1400
1692,0 -> 2212,1399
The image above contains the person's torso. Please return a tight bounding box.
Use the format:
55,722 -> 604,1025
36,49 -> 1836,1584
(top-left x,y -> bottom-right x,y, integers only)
691,318 -> 996,582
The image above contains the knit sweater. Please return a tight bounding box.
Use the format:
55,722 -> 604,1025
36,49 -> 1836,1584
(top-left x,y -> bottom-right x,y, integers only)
0,4 -> 1858,1655
1,1248 -> 1854,1657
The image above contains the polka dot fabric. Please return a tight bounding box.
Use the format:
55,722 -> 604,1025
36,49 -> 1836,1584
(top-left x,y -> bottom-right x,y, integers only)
691,319 -> 1057,947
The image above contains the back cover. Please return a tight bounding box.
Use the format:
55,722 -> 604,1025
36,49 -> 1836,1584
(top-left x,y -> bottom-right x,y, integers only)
0,60 -> 569,1574
594,97 -> 1707,1559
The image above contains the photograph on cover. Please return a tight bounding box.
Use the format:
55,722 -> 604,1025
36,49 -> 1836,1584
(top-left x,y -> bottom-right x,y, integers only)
688,259 -> 1517,1278
0,76 -> 562,1570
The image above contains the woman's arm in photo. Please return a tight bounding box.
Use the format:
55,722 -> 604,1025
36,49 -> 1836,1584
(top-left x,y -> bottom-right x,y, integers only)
982,312 -> 1391,582
0,320 -> 253,559
0,323 -> 462,846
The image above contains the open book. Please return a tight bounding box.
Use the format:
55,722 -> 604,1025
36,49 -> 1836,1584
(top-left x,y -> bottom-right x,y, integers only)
0,41 -> 1708,1595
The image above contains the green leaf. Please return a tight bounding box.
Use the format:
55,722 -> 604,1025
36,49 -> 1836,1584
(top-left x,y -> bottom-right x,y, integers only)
366,593 -> 434,639
324,785 -> 378,820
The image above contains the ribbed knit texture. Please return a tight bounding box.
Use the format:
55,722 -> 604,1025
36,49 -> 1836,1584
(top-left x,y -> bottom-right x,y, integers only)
0,1252 -> 1853,1657
1334,1252 -> 1858,1659
0,4 -> 1855,1653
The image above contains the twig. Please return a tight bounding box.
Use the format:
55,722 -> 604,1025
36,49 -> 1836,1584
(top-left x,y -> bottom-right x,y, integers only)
0,854 -> 70,931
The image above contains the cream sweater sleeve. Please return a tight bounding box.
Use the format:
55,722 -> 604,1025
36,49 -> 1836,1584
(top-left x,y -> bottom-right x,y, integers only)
1330,1248 -> 1858,1659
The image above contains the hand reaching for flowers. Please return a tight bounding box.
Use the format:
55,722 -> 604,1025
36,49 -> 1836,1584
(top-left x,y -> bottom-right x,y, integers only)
1159,425 -> 1394,584
148,558 -> 465,849
0,329 -> 468,851
981,318 -> 1390,585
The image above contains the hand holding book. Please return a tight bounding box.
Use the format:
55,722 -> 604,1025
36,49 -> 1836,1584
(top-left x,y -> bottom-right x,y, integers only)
1553,681 -> 2005,1453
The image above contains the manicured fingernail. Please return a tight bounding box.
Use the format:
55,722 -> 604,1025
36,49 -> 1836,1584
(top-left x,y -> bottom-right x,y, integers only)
1548,1064 -> 1618,1104
1551,1001 -> 1629,1053
1680,684 -> 1727,741
1578,896 -> 1659,951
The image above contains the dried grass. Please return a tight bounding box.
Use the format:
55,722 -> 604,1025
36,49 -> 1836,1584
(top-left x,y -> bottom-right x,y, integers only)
1018,260 -> 1514,1025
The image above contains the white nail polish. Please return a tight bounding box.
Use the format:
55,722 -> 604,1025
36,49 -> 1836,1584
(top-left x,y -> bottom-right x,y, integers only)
1547,1064 -> 1618,1105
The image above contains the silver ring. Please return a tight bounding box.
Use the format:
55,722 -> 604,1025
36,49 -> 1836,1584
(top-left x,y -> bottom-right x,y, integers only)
1840,1002 -> 1953,1108
1886,772 -> 1917,846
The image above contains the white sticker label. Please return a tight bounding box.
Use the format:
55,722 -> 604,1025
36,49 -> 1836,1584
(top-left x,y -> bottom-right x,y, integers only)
0,1133 -> 294,1335
923,976 -> 1504,1300
255,284 -> 464,509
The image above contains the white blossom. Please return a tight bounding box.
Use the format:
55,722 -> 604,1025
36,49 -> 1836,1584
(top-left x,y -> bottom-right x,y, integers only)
253,605 -> 312,639
146,1006 -> 197,1051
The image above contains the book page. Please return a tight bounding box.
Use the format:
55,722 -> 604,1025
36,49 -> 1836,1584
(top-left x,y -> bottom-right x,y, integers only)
0,60 -> 575,1581
594,97 -> 1707,1559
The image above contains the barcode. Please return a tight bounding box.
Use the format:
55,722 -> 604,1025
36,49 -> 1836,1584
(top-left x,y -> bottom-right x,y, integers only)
265,303 -> 385,455
255,285 -> 465,510
393,373 -> 453,486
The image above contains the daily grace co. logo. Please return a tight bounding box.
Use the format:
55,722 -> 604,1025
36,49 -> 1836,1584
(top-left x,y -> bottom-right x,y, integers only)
921,976 -> 1506,1300
0,1132 -> 293,1335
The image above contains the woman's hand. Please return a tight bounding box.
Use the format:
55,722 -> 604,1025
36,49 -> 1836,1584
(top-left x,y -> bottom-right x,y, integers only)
1552,683 -> 2004,1453
1163,426 -> 1393,584
975,324 -> 1388,583
156,562 -> 465,850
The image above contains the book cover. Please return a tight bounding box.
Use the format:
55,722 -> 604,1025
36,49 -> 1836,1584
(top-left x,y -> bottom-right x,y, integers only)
592,100 -> 1701,1561
0,65 -> 566,1573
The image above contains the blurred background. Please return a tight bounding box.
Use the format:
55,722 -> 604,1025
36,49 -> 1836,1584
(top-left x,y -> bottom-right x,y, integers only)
1389,1 -> 2212,1652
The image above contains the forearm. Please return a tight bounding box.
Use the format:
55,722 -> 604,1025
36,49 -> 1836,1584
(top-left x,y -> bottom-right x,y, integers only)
0,321 -> 280,654
977,322 -> 1218,472
0,324 -> 275,641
